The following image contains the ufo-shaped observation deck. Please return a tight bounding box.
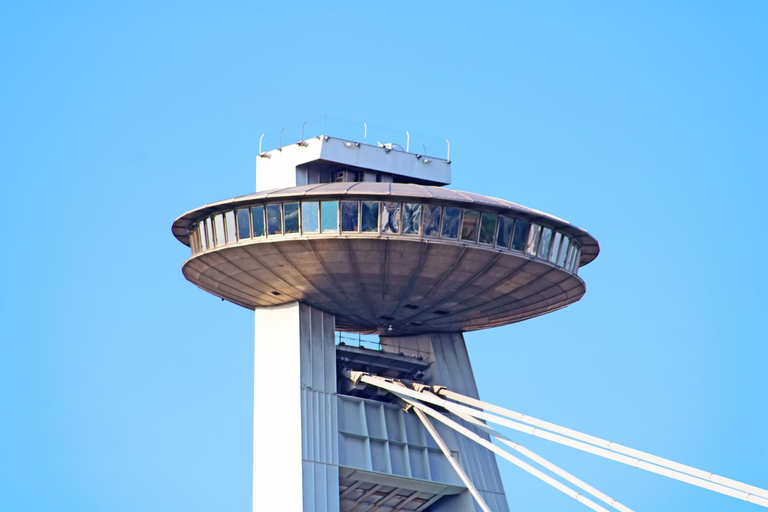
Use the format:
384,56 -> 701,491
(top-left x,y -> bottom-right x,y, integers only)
172,182 -> 599,335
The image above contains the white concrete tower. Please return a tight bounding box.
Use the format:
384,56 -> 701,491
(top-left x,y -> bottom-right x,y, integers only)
173,123 -> 599,511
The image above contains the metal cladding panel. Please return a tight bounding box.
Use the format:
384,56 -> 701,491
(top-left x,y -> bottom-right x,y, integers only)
183,238 -> 586,335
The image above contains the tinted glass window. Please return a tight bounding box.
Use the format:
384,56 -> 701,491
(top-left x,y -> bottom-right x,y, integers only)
557,236 -> 569,267
441,207 -> 461,239
538,227 -> 552,259
361,201 -> 379,232
213,214 -> 226,246
341,201 -> 359,232
237,209 -> 250,239
479,212 -> 498,245
321,201 -> 338,232
225,211 -> 237,243
302,202 -> 319,233
511,219 -> 529,251
284,203 -> 300,234
525,224 -> 541,256
497,216 -> 514,249
461,210 -> 479,242
381,202 -> 401,234
550,232 -> 562,263
571,248 -> 581,272
199,222 -> 208,251
266,205 -> 282,235
251,206 -> 265,237
422,205 -> 441,237
402,203 -> 421,235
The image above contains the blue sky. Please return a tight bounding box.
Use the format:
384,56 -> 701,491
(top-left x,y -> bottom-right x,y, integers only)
1,2 -> 765,511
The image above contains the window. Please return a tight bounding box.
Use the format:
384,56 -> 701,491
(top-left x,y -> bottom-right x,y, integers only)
381,202 -> 401,234
441,207 -> 461,239
549,232 -> 562,263
237,209 -> 250,239
205,217 -> 214,248
251,206 -> 265,237
321,201 -> 338,232
538,227 -> 553,259
284,203 -> 300,234
361,201 -> 379,232
213,214 -> 226,246
402,203 -> 421,235
479,212 -> 498,245
422,205 -> 441,237
341,201 -> 359,232
557,236 -> 569,267
571,247 -> 581,272
497,216 -> 514,249
302,202 -> 319,233
525,224 -> 541,256
511,219 -> 529,251
198,222 -> 208,251
266,205 -> 282,235
461,210 -> 479,242
225,211 -> 237,244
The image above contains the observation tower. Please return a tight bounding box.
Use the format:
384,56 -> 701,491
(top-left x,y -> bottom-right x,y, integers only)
172,120 -> 600,511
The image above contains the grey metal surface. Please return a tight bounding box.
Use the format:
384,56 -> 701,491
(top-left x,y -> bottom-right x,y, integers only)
182,236 -> 585,335
172,183 -> 599,265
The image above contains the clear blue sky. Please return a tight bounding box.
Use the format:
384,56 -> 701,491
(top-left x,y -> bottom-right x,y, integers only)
1,2 -> 765,511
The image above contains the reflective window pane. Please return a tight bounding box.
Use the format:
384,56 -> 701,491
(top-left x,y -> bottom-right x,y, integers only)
511,219 -> 529,251
571,248 -> 581,273
214,214 -> 226,246
302,202 -> 319,233
251,206 -> 265,237
461,210 -> 479,242
199,222 -> 208,251
550,232 -> 562,263
497,216 -> 514,249
321,201 -> 338,232
381,202 -> 401,234
266,204 -> 283,235
341,201 -> 359,232
479,212 -> 498,245
237,209 -> 250,239
538,227 -> 553,259
402,203 -> 421,235
422,204 -> 441,237
441,207 -> 461,239
525,224 -> 541,256
361,201 -> 379,232
284,203 -> 300,234
557,236 -> 569,267
225,211 -> 237,243
205,217 -> 214,248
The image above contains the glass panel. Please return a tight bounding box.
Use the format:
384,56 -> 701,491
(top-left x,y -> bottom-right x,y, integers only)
237,209 -> 250,239
525,224 -> 541,256
361,201 -> 379,232
550,232 -> 562,263
225,211 -> 237,243
205,217 -> 214,248
402,203 -> 421,235
460,210 -> 479,242
341,201 -> 359,232
198,223 -> 207,251
321,201 -> 338,232
572,248 -> 581,272
511,219 -> 529,251
266,204 -> 282,235
441,207 -> 461,239
381,202 -> 401,234
497,216 -> 514,249
422,204 -> 441,237
557,236 -> 569,267
302,202 -> 319,233
478,212 -> 498,245
284,203 -> 300,234
212,214 -> 226,246
538,227 -> 553,259
251,206 -> 265,237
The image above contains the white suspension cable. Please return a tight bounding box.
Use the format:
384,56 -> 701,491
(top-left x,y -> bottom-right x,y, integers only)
412,407 -> 493,512
437,387 -> 768,501
398,394 -> 612,512
448,407 -> 634,512
352,373 -> 768,508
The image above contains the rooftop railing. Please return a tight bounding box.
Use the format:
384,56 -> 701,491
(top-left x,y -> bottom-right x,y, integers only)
259,116 -> 451,161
